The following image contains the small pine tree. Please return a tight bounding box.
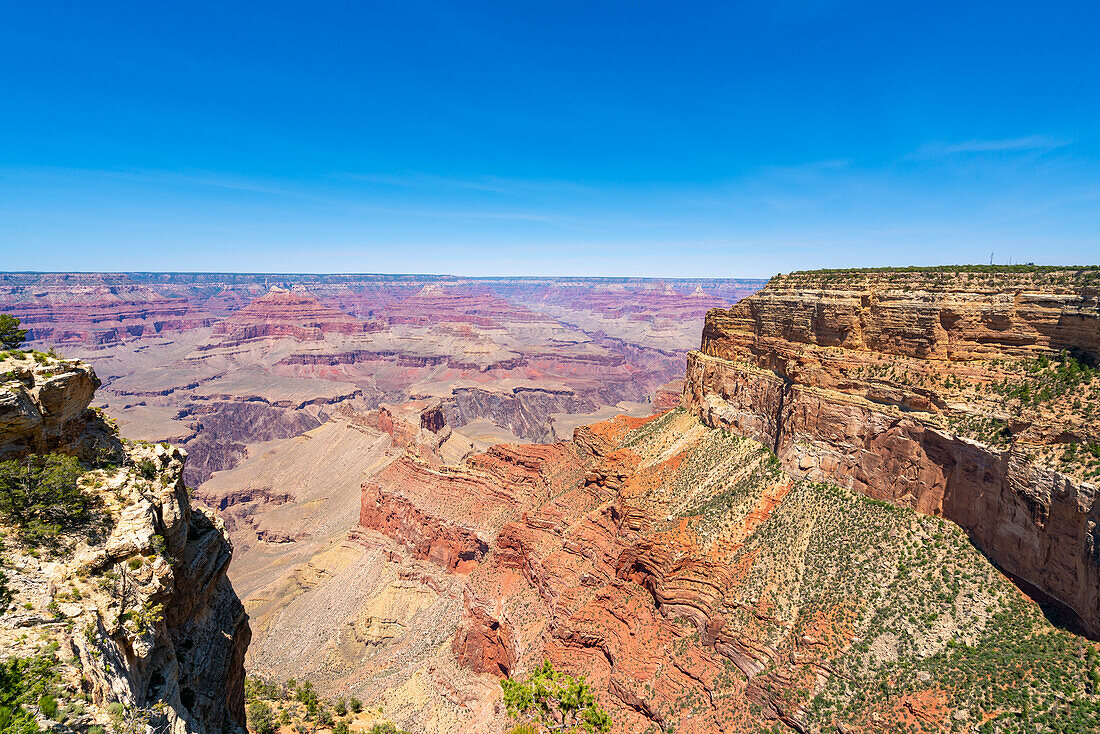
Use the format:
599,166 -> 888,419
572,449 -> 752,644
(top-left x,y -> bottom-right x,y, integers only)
0,314 -> 27,351
0,454 -> 98,545
501,660 -> 612,733
248,700 -> 277,734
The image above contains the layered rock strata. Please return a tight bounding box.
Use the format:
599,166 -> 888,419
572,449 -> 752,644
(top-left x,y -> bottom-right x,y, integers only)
351,407 -> 1100,732
684,267 -> 1100,636
212,288 -> 382,344
0,273 -> 214,345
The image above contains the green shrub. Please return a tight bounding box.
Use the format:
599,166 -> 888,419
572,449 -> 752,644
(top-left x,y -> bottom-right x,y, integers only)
368,724 -> 411,734
0,559 -> 11,613
247,700 -> 277,734
136,459 -> 158,481
501,660 -> 612,733
0,653 -> 58,733
37,695 -> 58,720
316,708 -> 333,727
0,454 -> 99,546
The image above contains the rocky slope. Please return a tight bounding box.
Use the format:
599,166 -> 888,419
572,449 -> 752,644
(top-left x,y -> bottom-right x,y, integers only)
0,351 -> 250,734
340,407 -> 1099,733
685,266 -> 1100,638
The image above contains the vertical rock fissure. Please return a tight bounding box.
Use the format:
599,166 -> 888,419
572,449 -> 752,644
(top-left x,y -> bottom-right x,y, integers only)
772,379 -> 788,455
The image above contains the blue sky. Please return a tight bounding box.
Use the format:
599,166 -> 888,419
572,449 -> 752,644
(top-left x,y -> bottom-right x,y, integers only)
1,1 -> 1097,277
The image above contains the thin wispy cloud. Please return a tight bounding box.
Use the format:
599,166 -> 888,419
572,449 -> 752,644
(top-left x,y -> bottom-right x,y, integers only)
911,135 -> 1073,158
0,165 -> 322,204
339,171 -> 601,199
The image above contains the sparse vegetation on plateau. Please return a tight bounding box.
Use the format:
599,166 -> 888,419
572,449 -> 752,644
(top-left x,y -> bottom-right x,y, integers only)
244,676 -> 401,734
732,479 -> 1100,733
788,264 -> 1099,276
941,351 -> 1100,479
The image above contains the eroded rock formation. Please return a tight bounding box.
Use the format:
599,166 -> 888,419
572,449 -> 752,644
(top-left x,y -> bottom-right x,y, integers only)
0,355 -> 109,459
346,403 -> 1099,732
331,268 -> 1100,733
0,352 -> 250,734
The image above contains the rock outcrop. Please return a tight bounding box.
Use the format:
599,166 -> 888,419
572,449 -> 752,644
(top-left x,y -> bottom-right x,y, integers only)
0,354 -> 108,459
444,386 -> 598,442
684,266 -> 1100,636
0,353 -> 250,734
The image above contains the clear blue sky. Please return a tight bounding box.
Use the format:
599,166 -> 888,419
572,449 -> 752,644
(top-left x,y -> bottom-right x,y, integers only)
2,1 -> 1098,277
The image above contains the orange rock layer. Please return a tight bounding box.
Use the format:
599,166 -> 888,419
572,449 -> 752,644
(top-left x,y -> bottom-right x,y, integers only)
355,411 -> 825,732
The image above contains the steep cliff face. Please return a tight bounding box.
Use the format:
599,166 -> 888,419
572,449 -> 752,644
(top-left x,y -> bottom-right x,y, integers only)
0,352 -> 250,734
705,268 -> 1099,361
684,266 -> 1100,637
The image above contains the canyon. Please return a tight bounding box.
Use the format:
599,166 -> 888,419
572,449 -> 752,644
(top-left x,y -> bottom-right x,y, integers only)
333,266 -> 1100,733
5,267 -> 1100,734
0,273 -> 762,486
